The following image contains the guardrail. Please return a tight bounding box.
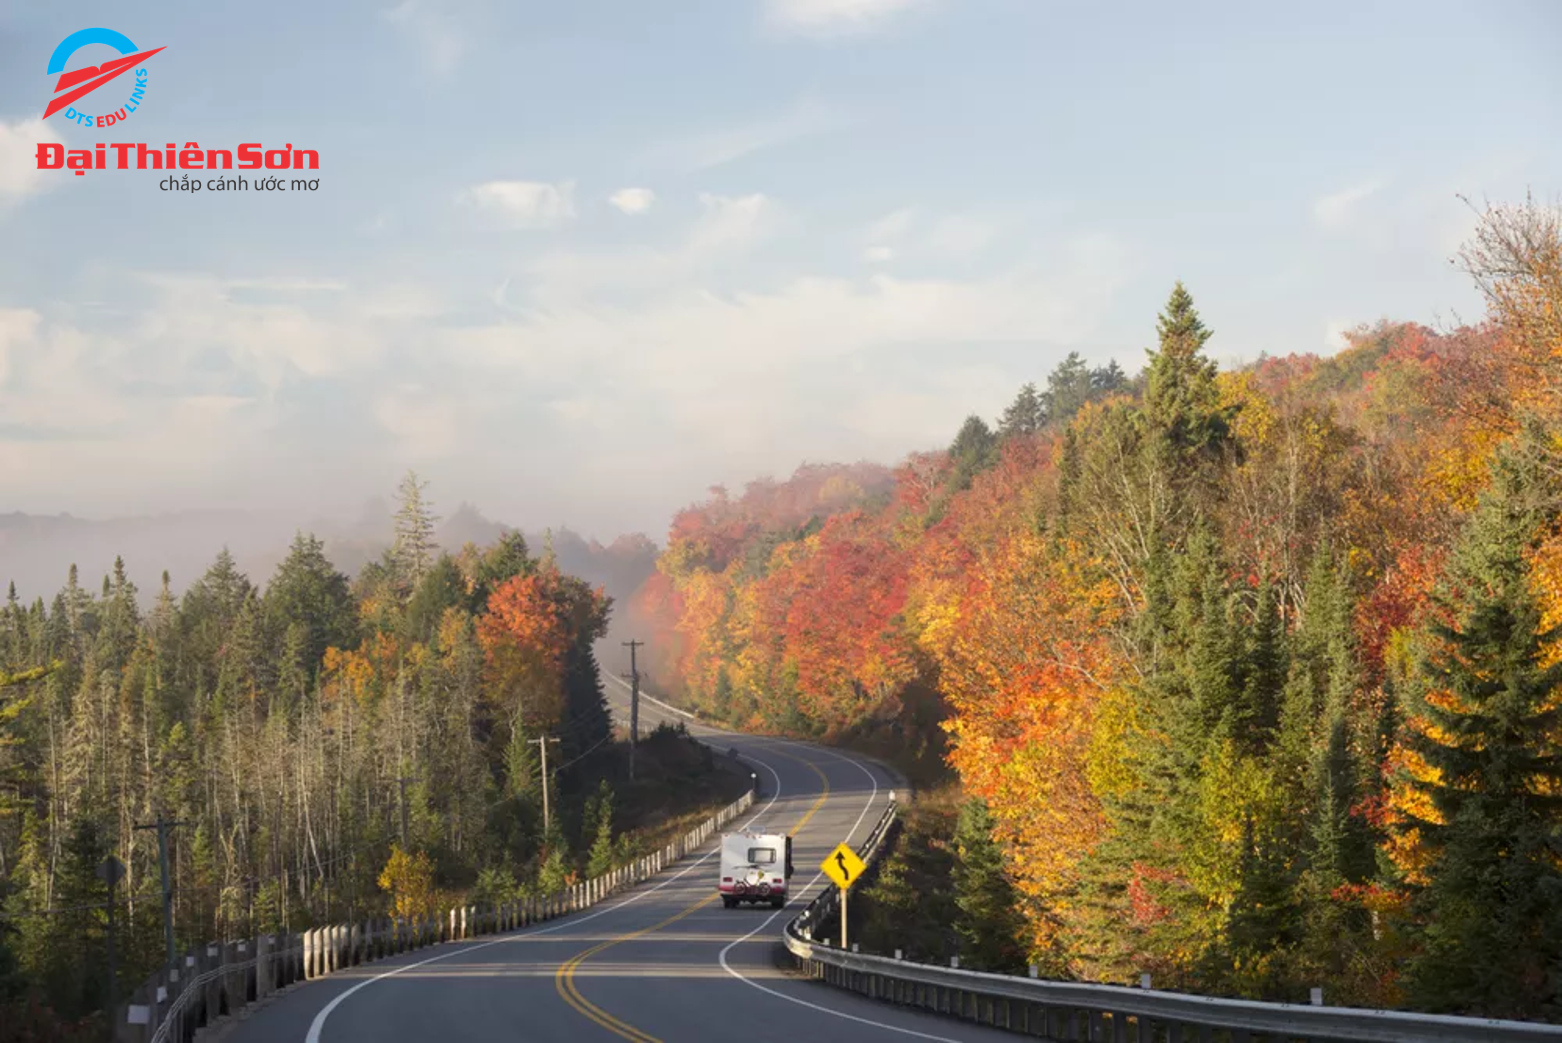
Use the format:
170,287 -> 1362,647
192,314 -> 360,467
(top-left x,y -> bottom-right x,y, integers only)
788,799 -> 899,947
117,787 -> 756,1042
781,802 -> 1562,1043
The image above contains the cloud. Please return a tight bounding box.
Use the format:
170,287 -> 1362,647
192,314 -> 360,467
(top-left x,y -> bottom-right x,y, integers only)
383,0 -> 464,74
609,187 -> 656,214
926,215 -> 998,260
0,199 -> 1133,539
858,207 -> 998,264
864,207 -> 916,242
465,180 -> 577,228
766,0 -> 930,35
1312,177 -> 1390,233
0,119 -> 66,203
0,308 -> 42,388
374,384 -> 465,459
688,192 -> 776,252
476,232 -> 1134,396
642,99 -> 848,171
512,192 -> 779,306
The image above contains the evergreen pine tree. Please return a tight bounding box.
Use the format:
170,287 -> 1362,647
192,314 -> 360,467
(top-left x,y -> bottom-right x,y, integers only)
1141,282 -> 1235,543
951,797 -> 1027,973
537,822 -> 571,895
1401,432 -> 1562,1017
1090,359 -> 1129,396
264,533 -> 355,675
1237,581 -> 1285,754
403,554 -> 466,644
587,781 -> 615,878
1043,352 -> 1096,425
468,532 -> 533,612
561,641 -> 611,762
947,415 -> 998,492
22,815 -> 111,1018
997,383 -> 1046,439
392,471 -> 439,595
503,710 -> 538,802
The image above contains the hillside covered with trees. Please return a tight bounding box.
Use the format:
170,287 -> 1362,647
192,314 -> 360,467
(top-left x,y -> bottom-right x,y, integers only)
624,197 -> 1562,1018
0,476 -> 714,1036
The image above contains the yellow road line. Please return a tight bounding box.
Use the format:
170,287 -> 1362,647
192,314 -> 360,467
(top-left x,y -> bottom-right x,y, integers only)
553,751 -> 834,1042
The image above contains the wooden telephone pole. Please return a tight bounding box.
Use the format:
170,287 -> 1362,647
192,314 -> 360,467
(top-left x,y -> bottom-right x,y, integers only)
529,736 -> 562,831
622,640 -> 643,780
134,816 -> 185,971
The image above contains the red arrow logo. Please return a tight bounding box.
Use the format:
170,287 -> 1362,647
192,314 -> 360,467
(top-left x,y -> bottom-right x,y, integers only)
44,46 -> 164,120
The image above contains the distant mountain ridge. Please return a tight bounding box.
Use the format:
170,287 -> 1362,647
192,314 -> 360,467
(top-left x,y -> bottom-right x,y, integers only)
0,504 -> 658,614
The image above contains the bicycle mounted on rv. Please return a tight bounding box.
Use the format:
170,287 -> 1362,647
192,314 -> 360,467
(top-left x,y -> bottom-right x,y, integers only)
719,828 -> 793,908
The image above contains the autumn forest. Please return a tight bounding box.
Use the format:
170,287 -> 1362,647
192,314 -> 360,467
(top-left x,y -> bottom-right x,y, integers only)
3,196 -> 1562,1031
623,197 -> 1562,1019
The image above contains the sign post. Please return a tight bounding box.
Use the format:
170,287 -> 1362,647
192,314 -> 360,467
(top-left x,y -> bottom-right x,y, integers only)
820,842 -> 866,952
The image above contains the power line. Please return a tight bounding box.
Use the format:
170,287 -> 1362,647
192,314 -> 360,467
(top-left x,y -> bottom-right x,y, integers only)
552,731 -> 612,774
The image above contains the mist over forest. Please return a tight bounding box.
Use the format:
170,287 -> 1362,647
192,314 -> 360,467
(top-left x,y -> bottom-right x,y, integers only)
0,498 -> 660,639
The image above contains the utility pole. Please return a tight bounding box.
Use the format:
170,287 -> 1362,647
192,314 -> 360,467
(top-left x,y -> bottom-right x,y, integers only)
621,640 -> 643,780
96,855 -> 125,1043
134,816 -> 185,971
396,776 -> 416,848
528,737 -> 562,832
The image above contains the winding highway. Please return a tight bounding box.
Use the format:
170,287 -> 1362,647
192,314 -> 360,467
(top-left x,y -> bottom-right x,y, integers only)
226,678 -> 1010,1042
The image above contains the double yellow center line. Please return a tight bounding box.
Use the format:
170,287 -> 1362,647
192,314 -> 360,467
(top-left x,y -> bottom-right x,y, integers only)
553,751 -> 832,1042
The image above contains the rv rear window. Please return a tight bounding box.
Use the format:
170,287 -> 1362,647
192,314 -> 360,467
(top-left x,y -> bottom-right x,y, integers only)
748,847 -> 777,864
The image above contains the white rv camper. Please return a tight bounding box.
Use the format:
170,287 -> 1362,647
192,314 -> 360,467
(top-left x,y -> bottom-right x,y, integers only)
718,828 -> 793,908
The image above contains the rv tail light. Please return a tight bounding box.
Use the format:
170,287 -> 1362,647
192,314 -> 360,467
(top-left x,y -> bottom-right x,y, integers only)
722,877 -> 732,883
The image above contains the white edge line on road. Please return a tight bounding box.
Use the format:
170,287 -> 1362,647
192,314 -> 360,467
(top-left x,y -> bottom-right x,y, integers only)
303,730 -> 787,1043
716,749 -> 964,1043
606,680 -> 949,1036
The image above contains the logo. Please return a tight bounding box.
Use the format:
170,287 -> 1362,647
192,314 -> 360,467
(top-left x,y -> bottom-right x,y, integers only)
44,28 -> 164,127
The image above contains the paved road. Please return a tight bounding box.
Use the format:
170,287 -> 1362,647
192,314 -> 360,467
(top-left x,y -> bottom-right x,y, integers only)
228,679 -> 1010,1042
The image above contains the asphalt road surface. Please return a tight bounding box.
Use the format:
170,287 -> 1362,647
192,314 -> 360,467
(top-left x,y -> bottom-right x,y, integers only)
227,677 -> 1012,1042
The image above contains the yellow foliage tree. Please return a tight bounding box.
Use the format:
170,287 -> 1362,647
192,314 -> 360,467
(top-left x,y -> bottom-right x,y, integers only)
378,845 -> 436,921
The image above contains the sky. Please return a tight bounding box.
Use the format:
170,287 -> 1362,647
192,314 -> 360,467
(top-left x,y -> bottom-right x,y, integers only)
1,0 -> 1559,543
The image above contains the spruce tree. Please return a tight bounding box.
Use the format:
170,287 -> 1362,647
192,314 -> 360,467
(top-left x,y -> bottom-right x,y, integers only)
264,533 -> 356,675
392,471 -> 439,595
587,781 -> 616,878
503,710 -> 538,802
947,415 -> 998,492
403,554 -> 466,644
1142,282 -> 1235,541
468,532 -> 533,612
1091,359 -> 1130,396
997,383 -> 1046,439
1236,581 -> 1285,754
1044,352 -> 1096,425
560,638 -> 611,761
951,797 -> 1027,972
1401,432 -> 1562,1017
1225,813 -> 1299,996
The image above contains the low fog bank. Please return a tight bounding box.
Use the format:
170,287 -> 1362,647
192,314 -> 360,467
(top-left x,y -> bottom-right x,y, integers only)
0,502 -> 660,627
